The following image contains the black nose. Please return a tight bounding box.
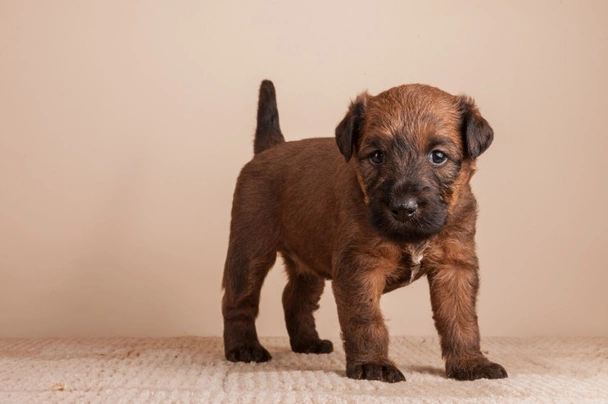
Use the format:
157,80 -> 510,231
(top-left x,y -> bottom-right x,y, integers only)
391,198 -> 419,221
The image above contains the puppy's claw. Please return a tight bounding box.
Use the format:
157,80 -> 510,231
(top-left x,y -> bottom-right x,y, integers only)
447,359 -> 508,381
347,362 -> 406,383
292,339 -> 333,354
226,344 -> 271,363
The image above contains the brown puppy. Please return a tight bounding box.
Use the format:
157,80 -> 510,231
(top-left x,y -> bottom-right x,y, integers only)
221,80 -> 507,383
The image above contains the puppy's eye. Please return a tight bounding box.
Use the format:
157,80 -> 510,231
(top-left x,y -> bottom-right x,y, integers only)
369,150 -> 384,165
429,150 -> 448,166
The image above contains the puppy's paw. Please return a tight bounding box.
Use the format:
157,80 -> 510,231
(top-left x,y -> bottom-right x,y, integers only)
225,343 -> 271,363
292,338 -> 333,354
447,358 -> 508,381
347,362 -> 406,383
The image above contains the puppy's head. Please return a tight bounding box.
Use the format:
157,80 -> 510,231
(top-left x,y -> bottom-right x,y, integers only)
335,84 -> 493,244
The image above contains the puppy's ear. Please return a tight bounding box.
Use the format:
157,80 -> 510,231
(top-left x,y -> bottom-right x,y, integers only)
335,92 -> 368,161
459,96 -> 494,159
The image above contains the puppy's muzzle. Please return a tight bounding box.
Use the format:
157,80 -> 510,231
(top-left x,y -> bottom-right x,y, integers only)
389,182 -> 429,222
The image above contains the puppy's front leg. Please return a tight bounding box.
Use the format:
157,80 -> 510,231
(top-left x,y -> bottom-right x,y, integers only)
427,263 -> 507,380
332,254 -> 406,383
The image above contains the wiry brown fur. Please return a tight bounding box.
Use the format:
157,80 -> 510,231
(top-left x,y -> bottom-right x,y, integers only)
221,81 -> 507,382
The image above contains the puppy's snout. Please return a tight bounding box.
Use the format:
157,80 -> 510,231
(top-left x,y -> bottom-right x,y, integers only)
391,198 -> 419,222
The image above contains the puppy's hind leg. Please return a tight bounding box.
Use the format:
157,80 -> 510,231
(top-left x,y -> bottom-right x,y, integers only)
282,255 -> 333,354
222,223 -> 277,363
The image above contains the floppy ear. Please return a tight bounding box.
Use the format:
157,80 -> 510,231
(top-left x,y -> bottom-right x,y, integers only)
335,92 -> 368,161
459,96 -> 494,159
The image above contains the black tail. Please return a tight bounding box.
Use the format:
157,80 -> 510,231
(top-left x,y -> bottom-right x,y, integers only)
254,80 -> 285,154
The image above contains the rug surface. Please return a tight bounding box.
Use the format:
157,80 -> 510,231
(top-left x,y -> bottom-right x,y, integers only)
1,336 -> 607,403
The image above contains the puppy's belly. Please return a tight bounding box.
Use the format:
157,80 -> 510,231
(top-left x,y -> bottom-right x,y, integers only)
279,246 -> 334,279
277,193 -> 336,278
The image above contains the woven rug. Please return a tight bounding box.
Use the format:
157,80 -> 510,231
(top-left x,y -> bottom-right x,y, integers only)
1,336 -> 607,403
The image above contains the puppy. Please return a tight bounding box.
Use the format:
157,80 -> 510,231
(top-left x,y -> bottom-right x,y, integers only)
221,80 -> 507,383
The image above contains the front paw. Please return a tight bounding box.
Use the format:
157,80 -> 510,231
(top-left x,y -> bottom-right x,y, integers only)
447,358 -> 508,381
347,362 -> 406,383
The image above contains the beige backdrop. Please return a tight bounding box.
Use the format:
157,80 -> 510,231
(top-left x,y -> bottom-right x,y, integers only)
1,0 -> 607,338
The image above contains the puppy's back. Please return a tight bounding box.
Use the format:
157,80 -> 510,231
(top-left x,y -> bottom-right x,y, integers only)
233,138 -> 346,275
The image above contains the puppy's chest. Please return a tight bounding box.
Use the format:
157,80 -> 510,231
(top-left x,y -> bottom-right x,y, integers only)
386,244 -> 428,289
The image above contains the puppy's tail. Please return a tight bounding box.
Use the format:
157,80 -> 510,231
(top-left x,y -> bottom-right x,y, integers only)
254,80 -> 285,154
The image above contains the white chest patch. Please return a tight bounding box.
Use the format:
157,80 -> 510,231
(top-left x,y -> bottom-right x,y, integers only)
405,241 -> 428,284
409,255 -> 423,283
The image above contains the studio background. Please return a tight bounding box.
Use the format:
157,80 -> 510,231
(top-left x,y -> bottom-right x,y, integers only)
1,0 -> 607,339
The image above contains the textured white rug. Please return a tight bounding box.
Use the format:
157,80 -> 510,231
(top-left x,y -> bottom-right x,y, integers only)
1,336 -> 607,403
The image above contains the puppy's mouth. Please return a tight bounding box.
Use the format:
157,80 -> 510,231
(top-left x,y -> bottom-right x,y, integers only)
368,198 -> 447,244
